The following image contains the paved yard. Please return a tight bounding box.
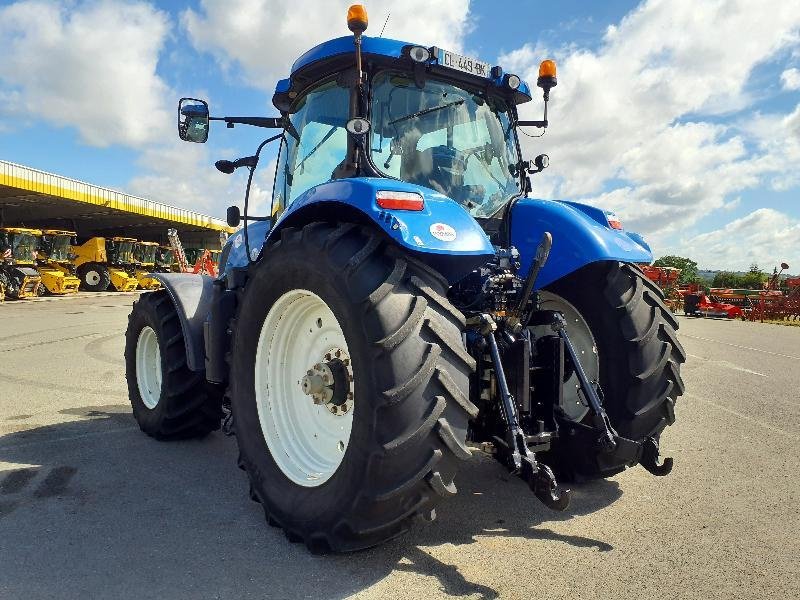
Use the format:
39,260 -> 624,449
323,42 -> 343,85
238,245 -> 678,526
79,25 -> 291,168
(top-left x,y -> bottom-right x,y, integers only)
1,294 -> 798,599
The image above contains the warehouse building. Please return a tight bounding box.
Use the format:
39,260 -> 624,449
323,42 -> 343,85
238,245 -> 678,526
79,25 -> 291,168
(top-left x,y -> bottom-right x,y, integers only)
0,160 -> 232,248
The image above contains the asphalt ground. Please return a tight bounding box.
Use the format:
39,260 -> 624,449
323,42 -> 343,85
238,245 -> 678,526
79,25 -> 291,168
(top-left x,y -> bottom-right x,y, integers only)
0,293 -> 798,600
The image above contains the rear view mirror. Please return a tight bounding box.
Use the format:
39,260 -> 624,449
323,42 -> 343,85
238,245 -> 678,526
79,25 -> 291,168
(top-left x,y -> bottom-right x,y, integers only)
226,205 -> 241,227
178,98 -> 209,143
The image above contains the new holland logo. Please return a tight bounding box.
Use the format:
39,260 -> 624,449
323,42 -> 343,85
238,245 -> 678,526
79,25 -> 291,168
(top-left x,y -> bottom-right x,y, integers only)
429,223 -> 456,242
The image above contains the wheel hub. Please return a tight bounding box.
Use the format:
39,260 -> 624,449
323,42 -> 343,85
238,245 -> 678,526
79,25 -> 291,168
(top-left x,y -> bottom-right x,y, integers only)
300,347 -> 354,415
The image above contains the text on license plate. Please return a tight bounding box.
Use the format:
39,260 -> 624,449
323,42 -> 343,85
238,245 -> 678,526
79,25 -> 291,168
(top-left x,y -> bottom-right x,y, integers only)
438,50 -> 490,78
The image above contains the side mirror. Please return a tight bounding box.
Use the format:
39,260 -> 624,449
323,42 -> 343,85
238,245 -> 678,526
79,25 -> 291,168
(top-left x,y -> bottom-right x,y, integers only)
227,205 -> 241,228
178,98 -> 209,143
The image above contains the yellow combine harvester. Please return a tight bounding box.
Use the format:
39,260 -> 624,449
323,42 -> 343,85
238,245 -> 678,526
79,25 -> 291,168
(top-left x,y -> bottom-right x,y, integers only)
35,230 -> 81,295
71,236 -> 140,292
0,227 -> 43,300
132,241 -> 161,290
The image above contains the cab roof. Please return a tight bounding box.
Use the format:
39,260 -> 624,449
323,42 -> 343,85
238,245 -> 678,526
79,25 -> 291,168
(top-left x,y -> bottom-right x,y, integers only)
1,226 -> 42,234
274,35 -> 532,111
42,229 -> 77,236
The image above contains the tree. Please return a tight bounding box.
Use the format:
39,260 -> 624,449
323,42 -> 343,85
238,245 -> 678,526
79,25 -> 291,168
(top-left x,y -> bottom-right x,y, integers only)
740,267 -> 766,290
653,255 -> 699,285
712,271 -> 740,288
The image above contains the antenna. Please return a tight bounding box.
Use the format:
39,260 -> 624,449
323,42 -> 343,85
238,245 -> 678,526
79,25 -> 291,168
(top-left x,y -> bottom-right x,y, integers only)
379,12 -> 390,38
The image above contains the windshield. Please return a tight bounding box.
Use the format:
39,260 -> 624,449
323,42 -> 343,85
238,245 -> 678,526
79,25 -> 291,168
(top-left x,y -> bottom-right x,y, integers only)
50,235 -> 71,262
272,79 -> 350,213
109,240 -> 134,264
12,233 -> 37,262
135,244 -> 157,265
370,72 -> 521,217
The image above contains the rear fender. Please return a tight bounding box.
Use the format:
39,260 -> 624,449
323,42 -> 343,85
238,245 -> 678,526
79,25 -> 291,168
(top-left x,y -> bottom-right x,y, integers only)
511,199 -> 652,288
151,273 -> 214,372
266,178 -> 494,283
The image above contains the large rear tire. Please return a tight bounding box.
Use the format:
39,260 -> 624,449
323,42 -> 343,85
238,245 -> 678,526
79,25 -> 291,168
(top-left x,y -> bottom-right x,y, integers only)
230,223 -> 475,553
541,261 -> 686,480
125,291 -> 223,439
79,263 -> 110,292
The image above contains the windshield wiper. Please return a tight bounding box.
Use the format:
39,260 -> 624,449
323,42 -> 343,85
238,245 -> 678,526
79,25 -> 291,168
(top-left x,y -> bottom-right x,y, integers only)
389,99 -> 464,126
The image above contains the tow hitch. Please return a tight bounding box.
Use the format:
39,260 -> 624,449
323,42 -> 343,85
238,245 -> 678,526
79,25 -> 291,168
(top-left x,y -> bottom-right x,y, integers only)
476,313 -> 571,511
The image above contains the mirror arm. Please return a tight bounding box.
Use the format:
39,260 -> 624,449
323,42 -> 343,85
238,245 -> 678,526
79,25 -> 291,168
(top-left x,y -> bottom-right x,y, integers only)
516,119 -> 548,128
210,116 -> 284,129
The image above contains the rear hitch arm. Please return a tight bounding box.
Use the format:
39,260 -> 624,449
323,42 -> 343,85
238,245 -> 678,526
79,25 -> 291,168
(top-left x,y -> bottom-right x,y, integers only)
531,310 -> 618,452
479,314 -> 571,511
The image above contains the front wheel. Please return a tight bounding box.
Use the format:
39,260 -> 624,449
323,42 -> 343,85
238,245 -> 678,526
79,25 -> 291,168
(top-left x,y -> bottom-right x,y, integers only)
124,291 -> 222,439
79,263 -> 110,292
538,262 -> 686,480
230,223 -> 475,553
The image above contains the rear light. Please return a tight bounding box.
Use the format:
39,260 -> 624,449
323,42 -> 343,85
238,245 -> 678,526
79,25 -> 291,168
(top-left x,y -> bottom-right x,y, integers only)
606,213 -> 623,230
376,190 -> 424,211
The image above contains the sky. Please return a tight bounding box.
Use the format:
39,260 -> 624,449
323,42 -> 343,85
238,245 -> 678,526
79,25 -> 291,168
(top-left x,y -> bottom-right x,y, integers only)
0,0 -> 798,271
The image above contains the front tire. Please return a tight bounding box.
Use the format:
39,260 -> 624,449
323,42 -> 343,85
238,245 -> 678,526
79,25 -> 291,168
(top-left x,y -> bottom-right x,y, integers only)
230,223 -> 475,552
79,263 -> 110,292
542,262 -> 686,480
125,291 -> 222,439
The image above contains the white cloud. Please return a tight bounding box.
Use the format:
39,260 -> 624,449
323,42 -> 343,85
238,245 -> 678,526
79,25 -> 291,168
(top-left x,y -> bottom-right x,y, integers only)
127,141 -> 278,219
0,0 -> 172,147
781,67 -> 800,90
182,0 -> 471,91
501,0 -> 800,238
665,209 -> 800,270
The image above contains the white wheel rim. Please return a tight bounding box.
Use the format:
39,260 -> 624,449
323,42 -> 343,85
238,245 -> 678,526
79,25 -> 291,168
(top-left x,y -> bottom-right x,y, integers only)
136,326 -> 162,409
86,270 -> 101,286
255,289 -> 354,487
530,291 -> 599,422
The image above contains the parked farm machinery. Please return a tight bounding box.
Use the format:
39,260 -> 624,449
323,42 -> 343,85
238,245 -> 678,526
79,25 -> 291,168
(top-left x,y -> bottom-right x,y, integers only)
132,241 -> 162,290
71,236 -> 140,292
35,230 -> 81,296
0,227 -> 43,300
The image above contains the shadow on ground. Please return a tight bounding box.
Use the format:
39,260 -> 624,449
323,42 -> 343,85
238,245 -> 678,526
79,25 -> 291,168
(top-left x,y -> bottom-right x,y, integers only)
0,408 -> 621,599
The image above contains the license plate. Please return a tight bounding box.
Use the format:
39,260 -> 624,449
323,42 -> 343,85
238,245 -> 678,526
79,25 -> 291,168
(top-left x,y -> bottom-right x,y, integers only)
436,49 -> 491,78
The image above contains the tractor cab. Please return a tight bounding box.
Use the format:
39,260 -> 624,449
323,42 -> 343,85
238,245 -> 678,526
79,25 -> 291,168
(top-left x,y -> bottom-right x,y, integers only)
0,227 -> 43,299
133,241 -> 159,267
268,37 -> 546,225
35,230 -> 81,296
39,230 -> 77,263
131,241 -> 162,290
0,227 -> 41,265
106,237 -> 137,266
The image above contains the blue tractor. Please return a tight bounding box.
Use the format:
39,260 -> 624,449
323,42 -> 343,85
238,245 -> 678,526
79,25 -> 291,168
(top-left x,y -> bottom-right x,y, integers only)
125,5 -> 685,553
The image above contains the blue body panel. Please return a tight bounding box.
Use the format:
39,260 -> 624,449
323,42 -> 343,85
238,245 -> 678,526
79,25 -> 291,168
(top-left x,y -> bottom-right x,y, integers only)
221,178 -> 494,274
510,198 -> 653,288
223,220 -> 271,271
270,177 -> 493,253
